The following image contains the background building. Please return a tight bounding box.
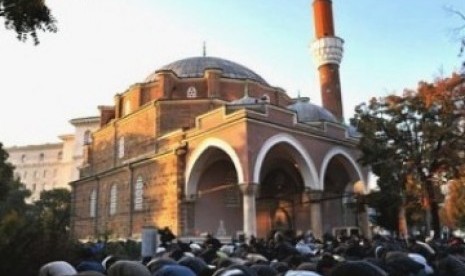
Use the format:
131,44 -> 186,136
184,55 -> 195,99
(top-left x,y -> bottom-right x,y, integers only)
6,116 -> 99,201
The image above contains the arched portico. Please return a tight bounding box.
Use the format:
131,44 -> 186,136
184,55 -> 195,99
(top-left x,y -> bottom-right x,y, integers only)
253,133 -> 320,237
253,133 -> 319,189
184,139 -> 244,236
185,138 -> 244,199
319,147 -> 369,237
320,147 -> 365,191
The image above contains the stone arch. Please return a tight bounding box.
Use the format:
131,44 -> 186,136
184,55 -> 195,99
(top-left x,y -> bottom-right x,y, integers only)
319,147 -> 368,235
185,138 -> 244,198
319,147 -> 365,191
253,133 -> 319,190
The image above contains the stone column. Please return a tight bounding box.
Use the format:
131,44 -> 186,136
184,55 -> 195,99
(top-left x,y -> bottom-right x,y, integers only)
239,182 -> 259,239
308,190 -> 324,240
358,204 -> 371,239
181,196 -> 196,236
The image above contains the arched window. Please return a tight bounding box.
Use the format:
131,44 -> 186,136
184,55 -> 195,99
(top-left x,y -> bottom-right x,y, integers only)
109,184 -> 117,215
186,86 -> 197,98
90,189 -> 97,218
39,153 -> 45,162
57,151 -> 63,160
134,176 -> 144,210
118,137 -> 125,158
261,94 -> 271,103
21,154 -> 26,163
84,130 -> 92,145
43,170 -> 47,177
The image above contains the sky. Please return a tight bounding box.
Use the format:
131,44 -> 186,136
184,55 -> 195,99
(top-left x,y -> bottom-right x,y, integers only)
0,0 -> 464,147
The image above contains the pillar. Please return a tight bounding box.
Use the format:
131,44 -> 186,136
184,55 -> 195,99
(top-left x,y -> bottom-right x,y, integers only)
181,197 -> 196,236
239,182 -> 259,239
308,191 -> 324,240
358,204 -> 371,239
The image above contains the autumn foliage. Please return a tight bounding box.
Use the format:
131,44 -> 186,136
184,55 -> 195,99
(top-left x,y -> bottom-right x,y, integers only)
352,73 -> 465,237
441,174 -> 465,229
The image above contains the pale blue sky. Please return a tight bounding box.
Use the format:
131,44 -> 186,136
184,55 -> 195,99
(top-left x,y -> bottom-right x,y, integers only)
0,0 -> 463,146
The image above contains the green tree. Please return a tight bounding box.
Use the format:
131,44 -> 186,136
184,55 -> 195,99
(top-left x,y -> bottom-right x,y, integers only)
0,143 -> 78,274
0,0 -> 57,44
35,188 -> 71,233
351,74 -> 465,238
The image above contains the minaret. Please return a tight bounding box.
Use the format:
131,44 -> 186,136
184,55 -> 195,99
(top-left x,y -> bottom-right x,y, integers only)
311,0 -> 344,122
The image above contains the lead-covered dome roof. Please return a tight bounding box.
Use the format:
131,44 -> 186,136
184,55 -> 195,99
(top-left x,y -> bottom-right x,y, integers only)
145,56 -> 269,85
288,97 -> 338,123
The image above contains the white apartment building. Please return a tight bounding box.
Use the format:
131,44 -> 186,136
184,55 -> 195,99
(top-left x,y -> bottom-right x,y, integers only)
6,116 -> 100,201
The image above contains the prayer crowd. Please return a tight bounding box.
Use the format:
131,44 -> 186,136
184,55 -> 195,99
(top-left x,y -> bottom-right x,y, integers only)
38,228 -> 465,276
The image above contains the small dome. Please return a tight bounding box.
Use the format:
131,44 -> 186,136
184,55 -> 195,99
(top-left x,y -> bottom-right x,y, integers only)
288,97 -> 338,123
145,56 -> 269,85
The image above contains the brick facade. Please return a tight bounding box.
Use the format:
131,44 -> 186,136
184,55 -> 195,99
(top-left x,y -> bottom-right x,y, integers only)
71,56 -> 369,241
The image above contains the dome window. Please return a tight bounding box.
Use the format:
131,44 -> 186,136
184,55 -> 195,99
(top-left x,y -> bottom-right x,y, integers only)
186,86 -> 197,98
261,94 -> 271,103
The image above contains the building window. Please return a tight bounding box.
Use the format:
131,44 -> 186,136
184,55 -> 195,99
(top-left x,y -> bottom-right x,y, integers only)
90,189 -> 97,218
43,170 -> 47,178
134,176 -> 144,211
23,171 -> 27,179
39,153 -> 45,162
186,86 -> 197,98
32,183 -> 36,192
109,184 -> 117,215
84,130 -> 92,145
57,151 -> 63,160
21,154 -> 26,163
118,137 -> 125,158
261,94 -> 271,103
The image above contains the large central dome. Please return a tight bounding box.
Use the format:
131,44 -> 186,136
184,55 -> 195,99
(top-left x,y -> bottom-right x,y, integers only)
145,56 -> 269,86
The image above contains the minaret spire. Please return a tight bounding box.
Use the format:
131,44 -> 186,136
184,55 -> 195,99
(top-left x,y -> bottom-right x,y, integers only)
311,0 -> 344,122
203,41 -> 206,57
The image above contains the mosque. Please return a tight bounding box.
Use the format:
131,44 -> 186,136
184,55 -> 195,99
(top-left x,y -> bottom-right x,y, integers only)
71,0 -> 370,241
